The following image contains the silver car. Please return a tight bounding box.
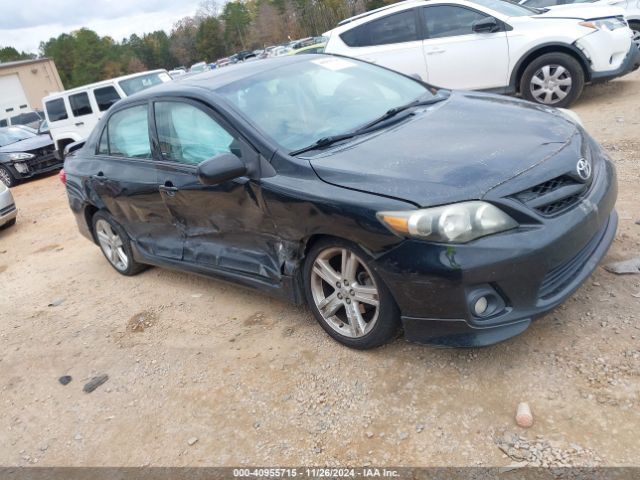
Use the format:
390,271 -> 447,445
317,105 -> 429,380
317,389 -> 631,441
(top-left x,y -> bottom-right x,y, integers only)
0,181 -> 17,228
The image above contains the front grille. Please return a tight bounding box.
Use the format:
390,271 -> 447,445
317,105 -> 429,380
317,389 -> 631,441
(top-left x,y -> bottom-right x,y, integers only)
25,146 -> 61,173
538,222 -> 607,300
0,204 -> 16,216
513,175 -> 589,217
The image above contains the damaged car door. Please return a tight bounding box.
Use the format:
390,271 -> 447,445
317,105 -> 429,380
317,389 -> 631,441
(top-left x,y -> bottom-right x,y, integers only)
92,103 -> 182,260
152,99 -> 282,283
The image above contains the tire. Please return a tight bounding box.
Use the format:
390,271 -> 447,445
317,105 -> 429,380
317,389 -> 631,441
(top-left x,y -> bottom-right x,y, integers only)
91,211 -> 146,276
0,165 -> 17,188
1,218 -> 16,229
630,21 -> 640,51
303,238 -> 400,349
520,52 -> 585,108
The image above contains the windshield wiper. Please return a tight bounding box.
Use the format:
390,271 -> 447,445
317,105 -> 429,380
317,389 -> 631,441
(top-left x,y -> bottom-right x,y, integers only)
289,91 -> 450,156
356,91 -> 450,132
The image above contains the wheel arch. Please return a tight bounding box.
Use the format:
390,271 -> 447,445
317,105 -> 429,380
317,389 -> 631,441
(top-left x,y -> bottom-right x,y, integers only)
510,43 -> 591,93
83,203 -> 100,243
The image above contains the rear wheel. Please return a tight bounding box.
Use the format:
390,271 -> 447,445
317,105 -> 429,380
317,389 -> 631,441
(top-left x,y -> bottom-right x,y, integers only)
303,238 -> 400,349
92,211 -> 146,276
520,53 -> 584,108
0,165 -> 17,187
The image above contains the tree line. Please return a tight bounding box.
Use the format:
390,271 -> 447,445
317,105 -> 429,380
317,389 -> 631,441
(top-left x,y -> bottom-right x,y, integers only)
0,0 -> 393,89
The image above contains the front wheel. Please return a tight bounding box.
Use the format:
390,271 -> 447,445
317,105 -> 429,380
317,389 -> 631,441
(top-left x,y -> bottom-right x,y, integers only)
630,21 -> 640,51
0,165 -> 17,188
520,53 -> 585,108
303,238 -> 400,349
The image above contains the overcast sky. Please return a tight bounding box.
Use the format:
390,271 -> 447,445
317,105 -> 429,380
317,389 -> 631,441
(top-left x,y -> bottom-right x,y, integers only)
0,0 -> 203,53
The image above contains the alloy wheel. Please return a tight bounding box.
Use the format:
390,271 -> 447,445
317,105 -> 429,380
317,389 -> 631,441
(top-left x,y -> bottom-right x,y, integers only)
310,247 -> 380,338
0,168 -> 12,187
95,219 -> 129,271
530,64 -> 572,105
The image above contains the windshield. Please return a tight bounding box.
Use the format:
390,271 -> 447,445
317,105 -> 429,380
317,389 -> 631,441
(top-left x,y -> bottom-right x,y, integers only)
0,127 -> 35,147
217,57 -> 431,151
118,72 -> 171,96
470,0 -> 540,16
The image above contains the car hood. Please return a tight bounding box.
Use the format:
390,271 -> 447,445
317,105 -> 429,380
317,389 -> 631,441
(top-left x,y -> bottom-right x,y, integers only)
309,91 -> 580,207
533,4 -> 625,19
0,135 -> 54,154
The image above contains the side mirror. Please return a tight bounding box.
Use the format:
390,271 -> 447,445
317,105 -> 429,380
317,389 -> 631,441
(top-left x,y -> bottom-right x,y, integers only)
197,153 -> 247,185
472,16 -> 500,34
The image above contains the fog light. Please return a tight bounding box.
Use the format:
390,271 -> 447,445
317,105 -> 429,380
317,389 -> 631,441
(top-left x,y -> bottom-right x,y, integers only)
14,162 -> 28,174
474,296 -> 489,316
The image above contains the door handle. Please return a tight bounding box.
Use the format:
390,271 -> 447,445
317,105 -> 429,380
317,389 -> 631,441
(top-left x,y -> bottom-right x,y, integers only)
159,182 -> 178,197
90,171 -> 105,181
75,122 -> 84,127
426,49 -> 446,55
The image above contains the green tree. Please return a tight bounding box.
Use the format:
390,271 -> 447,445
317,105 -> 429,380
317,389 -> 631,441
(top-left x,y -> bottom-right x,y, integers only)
0,46 -> 35,63
222,1 -> 251,51
196,16 -> 226,61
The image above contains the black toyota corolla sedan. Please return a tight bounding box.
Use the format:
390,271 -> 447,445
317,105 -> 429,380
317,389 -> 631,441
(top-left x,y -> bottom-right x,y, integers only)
62,55 -> 617,349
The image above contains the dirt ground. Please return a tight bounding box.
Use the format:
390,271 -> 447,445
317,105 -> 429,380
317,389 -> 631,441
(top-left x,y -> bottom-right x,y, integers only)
1,71 -> 639,468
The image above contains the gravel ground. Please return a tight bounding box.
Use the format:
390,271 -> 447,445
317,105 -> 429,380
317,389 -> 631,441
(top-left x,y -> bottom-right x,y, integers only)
1,71 -> 639,468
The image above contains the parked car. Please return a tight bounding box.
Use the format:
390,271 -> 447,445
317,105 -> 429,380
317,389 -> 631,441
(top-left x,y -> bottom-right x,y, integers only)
0,126 -> 60,187
216,57 -> 232,68
168,68 -> 187,78
189,62 -> 210,73
518,0 -> 640,48
43,70 -> 172,158
290,42 -> 327,55
63,55 -> 617,349
324,0 -> 640,107
0,110 -> 44,129
0,180 -> 17,229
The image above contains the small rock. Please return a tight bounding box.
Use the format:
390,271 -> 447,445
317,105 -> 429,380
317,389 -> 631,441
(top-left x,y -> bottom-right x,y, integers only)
191,293 -> 203,298
366,431 -> 374,438
416,424 -> 425,433
58,375 -> 72,386
187,437 -> 198,446
48,299 -> 65,307
398,432 -> 409,440
74,434 -> 82,441
604,257 -> 640,275
83,374 -> 109,393
516,402 -> 534,428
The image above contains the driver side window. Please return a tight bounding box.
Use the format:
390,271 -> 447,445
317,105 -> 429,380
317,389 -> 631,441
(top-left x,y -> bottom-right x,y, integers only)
154,101 -> 234,166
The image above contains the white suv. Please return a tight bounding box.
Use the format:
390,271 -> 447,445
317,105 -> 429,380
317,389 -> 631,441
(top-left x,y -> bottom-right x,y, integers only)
324,0 -> 640,107
43,70 -> 172,157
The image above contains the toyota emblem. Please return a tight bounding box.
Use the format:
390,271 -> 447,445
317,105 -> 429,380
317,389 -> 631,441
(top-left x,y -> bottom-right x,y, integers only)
576,158 -> 591,181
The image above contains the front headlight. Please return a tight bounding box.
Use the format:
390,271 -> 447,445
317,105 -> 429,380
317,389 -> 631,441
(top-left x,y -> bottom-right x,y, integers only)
579,17 -> 627,31
378,201 -> 518,243
557,108 -> 584,127
8,152 -> 35,161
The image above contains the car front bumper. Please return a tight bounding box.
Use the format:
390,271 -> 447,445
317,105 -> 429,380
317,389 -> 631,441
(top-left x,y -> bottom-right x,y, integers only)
0,187 -> 17,227
373,155 -> 618,347
590,42 -> 640,83
2,150 -> 63,181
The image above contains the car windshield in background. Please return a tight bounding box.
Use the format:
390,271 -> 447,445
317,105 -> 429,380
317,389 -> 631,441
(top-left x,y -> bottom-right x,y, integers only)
217,57 -> 431,151
0,127 -> 35,147
471,0 -> 539,15
10,112 -> 42,126
118,72 -> 170,96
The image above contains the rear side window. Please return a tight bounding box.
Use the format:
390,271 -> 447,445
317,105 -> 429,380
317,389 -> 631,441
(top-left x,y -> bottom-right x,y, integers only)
94,86 -> 121,112
422,6 -> 488,39
103,105 -> 151,158
69,92 -> 93,117
0,119 -> 6,127
340,10 -> 419,47
45,98 -> 68,122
